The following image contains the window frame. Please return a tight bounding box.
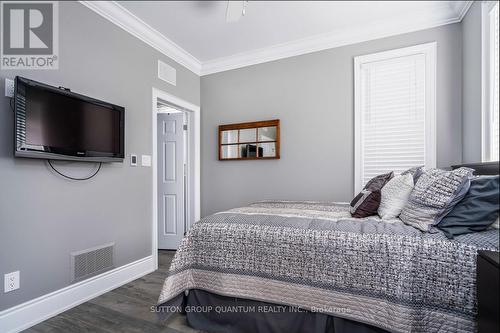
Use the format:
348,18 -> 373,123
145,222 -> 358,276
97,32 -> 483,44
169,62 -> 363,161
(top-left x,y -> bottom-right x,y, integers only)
481,1 -> 499,162
354,42 -> 437,194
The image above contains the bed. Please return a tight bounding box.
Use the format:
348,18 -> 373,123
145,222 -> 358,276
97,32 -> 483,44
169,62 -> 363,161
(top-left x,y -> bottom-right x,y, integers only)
157,164 -> 499,333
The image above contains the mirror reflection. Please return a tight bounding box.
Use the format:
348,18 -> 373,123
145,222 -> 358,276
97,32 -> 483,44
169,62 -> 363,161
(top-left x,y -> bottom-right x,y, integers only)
240,144 -> 261,158
221,145 -> 239,159
258,127 -> 277,142
258,143 -> 276,157
239,128 -> 257,143
221,130 -> 238,144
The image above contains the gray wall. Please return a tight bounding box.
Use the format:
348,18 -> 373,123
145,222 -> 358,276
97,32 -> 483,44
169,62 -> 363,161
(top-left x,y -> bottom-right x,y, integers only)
462,1 -> 483,163
0,2 -> 199,311
201,24 -> 462,217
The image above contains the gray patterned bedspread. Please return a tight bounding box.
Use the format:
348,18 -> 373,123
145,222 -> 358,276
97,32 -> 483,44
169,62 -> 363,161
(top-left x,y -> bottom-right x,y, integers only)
158,201 -> 499,333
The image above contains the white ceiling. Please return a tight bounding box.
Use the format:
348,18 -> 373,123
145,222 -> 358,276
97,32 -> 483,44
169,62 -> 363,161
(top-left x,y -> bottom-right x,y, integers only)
118,1 -> 466,61
83,1 -> 472,75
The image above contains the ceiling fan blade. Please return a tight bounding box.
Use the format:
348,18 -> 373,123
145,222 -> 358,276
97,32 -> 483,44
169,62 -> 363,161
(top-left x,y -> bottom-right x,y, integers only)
226,1 -> 245,23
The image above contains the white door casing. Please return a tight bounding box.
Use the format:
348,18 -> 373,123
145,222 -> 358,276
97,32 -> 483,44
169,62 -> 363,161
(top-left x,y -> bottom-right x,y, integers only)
152,88 -> 200,268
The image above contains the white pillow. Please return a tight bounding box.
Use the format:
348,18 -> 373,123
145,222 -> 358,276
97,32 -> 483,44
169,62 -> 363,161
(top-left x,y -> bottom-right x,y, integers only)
378,173 -> 414,219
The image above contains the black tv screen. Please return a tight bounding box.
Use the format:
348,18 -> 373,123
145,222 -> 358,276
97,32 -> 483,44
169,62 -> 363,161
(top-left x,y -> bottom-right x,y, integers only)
14,77 -> 124,162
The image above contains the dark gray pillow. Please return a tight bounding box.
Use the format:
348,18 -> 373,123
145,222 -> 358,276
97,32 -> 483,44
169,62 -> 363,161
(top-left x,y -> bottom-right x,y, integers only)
350,190 -> 382,218
364,172 -> 394,191
438,176 -> 499,238
350,172 -> 393,218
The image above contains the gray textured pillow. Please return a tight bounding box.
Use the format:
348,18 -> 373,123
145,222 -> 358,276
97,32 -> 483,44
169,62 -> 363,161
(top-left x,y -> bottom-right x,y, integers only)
399,167 -> 474,231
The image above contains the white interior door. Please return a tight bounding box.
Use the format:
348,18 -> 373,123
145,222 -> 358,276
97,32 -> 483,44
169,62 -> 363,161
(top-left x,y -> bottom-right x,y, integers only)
157,112 -> 185,249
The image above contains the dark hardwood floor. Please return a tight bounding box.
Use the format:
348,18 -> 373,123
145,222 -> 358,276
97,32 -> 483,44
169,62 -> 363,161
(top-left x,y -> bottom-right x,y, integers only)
24,251 -> 202,333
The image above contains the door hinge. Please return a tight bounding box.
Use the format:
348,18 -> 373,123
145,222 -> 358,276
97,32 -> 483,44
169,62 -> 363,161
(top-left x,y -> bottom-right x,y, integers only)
183,124 -> 188,131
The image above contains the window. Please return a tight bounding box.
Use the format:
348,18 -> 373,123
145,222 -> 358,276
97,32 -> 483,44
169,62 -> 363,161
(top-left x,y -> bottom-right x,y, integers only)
482,1 -> 499,162
354,43 -> 436,193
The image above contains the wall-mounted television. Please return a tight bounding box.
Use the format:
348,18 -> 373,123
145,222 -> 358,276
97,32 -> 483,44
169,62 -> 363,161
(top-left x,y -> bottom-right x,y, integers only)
14,76 -> 124,162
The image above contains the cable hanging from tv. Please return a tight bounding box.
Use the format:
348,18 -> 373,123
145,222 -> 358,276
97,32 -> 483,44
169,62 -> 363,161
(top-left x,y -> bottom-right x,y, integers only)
47,160 -> 102,181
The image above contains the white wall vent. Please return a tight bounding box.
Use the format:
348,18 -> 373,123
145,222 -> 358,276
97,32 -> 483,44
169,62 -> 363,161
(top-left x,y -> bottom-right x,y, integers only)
158,60 -> 176,86
70,243 -> 114,283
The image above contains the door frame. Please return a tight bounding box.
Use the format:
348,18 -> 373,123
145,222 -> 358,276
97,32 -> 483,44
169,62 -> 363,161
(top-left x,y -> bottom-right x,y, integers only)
151,88 -> 200,269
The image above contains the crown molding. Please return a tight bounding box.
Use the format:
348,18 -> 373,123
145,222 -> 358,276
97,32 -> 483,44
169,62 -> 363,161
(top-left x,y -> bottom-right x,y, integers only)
453,1 -> 474,21
79,1 -> 202,76
201,3 -> 472,76
80,1 -> 474,77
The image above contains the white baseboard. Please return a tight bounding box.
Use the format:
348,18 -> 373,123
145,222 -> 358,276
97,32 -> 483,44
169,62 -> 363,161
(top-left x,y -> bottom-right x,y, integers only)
0,255 -> 155,333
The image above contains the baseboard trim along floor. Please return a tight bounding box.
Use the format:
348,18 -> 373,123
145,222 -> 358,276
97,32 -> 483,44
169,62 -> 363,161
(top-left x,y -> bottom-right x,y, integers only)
0,255 -> 155,333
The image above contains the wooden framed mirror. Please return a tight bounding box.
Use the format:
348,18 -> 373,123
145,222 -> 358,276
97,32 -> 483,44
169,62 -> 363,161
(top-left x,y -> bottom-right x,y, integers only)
218,119 -> 280,160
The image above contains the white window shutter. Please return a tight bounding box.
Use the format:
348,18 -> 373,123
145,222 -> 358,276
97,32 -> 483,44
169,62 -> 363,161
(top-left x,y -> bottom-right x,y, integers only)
354,43 -> 436,193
